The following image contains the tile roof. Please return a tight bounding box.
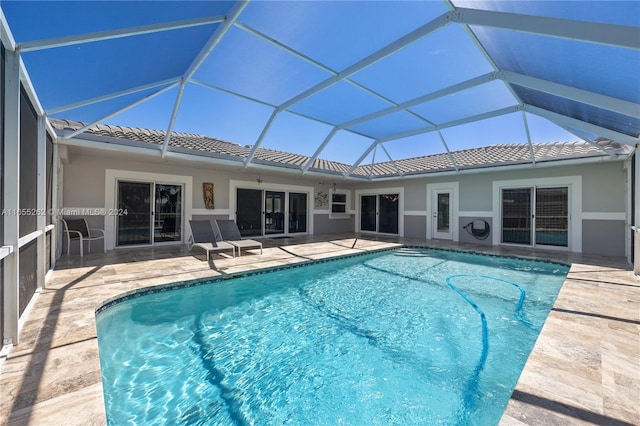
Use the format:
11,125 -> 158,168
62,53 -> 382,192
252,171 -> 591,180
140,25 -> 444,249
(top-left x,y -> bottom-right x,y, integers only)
50,119 -> 633,179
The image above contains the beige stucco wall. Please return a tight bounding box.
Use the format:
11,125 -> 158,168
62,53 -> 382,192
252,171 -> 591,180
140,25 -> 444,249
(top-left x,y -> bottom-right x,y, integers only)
61,146 -> 629,256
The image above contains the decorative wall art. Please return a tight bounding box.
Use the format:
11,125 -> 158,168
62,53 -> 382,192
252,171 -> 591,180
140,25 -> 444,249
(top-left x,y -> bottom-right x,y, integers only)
315,191 -> 328,208
203,182 -> 215,209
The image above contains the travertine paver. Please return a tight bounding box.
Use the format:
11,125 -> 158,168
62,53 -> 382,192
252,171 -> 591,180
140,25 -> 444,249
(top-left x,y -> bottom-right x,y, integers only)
0,234 -> 638,425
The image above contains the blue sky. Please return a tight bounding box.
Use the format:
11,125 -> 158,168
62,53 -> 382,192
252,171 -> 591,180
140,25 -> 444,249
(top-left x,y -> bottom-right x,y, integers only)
4,0 -> 631,164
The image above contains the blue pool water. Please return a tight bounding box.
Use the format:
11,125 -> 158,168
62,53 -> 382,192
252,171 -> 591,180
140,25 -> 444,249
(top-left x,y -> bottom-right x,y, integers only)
96,248 -> 568,425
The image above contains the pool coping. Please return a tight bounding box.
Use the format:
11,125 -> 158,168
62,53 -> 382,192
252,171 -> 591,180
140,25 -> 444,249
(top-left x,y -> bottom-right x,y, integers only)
1,235 -> 637,426
95,245 -> 570,317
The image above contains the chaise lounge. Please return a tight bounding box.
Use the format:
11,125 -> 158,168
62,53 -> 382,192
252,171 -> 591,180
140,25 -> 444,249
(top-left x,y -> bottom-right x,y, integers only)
215,219 -> 263,257
188,220 -> 236,261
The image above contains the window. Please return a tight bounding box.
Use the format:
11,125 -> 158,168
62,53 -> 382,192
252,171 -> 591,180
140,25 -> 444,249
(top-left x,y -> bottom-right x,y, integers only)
330,190 -> 350,219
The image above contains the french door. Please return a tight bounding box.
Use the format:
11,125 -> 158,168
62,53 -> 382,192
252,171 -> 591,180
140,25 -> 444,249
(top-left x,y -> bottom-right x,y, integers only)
116,181 -> 183,246
360,193 -> 399,234
236,188 -> 308,237
432,190 -> 452,240
501,186 -> 568,247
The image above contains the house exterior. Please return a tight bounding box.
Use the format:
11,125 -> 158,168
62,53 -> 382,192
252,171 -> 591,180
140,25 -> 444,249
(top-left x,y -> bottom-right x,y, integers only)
0,88 -> 635,351
1,0 -> 638,358
53,119 -> 633,259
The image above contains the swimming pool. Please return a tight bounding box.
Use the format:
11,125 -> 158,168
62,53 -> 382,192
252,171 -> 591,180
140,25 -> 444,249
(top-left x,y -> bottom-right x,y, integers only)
96,248 -> 568,425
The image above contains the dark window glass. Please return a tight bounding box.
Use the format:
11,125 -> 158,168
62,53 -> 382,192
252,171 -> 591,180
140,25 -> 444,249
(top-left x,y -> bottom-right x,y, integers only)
19,87 -> 38,237
117,181 -> 152,246
502,188 -> 532,245
19,239 -> 38,316
378,194 -> 399,234
46,231 -> 51,272
360,195 -> 377,232
236,188 -> 262,237
289,192 -> 307,233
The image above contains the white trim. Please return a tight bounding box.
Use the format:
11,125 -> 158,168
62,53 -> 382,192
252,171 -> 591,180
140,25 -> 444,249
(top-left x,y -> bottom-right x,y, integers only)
229,179 -> 315,235
354,187 -> 405,236
0,246 -> 14,261
3,49 -> 20,345
454,7 -> 639,49
581,212 -> 626,221
634,152 -> 640,275
329,188 -> 351,219
18,230 -> 42,248
404,210 -> 427,216
191,208 -> 232,216
492,176 -> 582,252
426,182 -> 459,241
105,169 -> 193,250
459,211 -> 493,217
314,209 -> 356,216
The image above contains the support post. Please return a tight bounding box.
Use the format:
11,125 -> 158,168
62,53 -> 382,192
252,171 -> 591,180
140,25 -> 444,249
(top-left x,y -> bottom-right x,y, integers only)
3,50 -> 20,345
36,116 -> 46,289
634,150 -> 640,275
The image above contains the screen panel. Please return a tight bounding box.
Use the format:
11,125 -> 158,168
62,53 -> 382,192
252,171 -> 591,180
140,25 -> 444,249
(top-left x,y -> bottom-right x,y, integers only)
19,87 -> 38,237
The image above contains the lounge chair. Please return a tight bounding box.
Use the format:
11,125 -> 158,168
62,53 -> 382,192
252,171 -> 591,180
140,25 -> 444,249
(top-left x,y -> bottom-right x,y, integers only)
215,219 -> 263,257
188,220 -> 235,261
62,217 -> 105,256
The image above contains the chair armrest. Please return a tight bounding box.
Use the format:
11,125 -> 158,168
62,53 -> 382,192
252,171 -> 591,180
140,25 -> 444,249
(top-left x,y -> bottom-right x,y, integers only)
65,230 -> 83,239
87,228 -> 105,238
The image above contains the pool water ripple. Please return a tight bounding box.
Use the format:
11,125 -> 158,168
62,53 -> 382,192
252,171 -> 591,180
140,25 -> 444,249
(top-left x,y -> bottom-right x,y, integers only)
97,248 -> 568,425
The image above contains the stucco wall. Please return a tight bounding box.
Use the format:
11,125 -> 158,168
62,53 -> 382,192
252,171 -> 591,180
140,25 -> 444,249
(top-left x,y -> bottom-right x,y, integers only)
61,148 -> 629,256
314,215 -> 354,235
582,219 -> 627,257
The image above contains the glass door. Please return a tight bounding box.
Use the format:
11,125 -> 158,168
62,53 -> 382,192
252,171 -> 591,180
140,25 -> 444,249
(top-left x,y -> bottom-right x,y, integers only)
154,184 -> 182,243
117,181 -> 183,246
360,195 -> 377,232
289,192 -> 307,233
502,186 -> 569,247
236,188 -> 263,237
265,191 -> 285,235
502,188 -> 532,244
117,181 -> 152,246
432,190 -> 452,240
360,194 -> 399,234
535,187 -> 568,247
378,194 -> 399,234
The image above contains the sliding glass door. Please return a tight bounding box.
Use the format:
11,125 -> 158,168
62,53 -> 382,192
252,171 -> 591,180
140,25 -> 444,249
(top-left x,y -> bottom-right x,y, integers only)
289,193 -> 307,233
535,187 -> 569,246
360,195 -> 377,232
117,181 -> 183,246
360,193 -> 399,234
265,191 -> 285,235
502,188 -> 532,245
236,188 -> 308,237
117,181 -> 152,246
154,184 -> 182,243
237,188 -> 263,237
501,186 -> 568,247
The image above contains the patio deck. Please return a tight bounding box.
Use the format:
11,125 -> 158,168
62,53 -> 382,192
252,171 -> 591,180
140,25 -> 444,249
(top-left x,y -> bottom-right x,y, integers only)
1,234 -> 638,425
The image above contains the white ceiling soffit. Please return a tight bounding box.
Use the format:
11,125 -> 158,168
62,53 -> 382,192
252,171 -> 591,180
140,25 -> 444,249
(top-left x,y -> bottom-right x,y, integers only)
2,1 -> 638,173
